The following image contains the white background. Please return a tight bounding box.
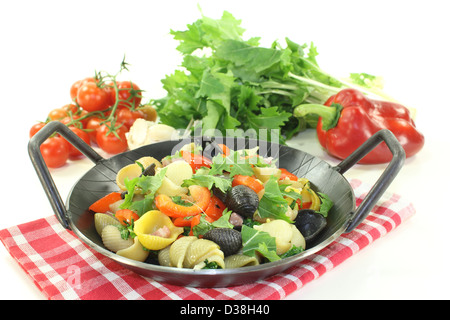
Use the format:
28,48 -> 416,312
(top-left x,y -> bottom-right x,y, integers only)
1,0 -> 449,299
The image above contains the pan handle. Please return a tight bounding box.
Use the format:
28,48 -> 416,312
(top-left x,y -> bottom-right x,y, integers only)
333,129 -> 405,232
28,121 -> 104,229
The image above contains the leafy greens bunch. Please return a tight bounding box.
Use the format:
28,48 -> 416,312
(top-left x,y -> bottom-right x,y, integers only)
153,11 -> 389,141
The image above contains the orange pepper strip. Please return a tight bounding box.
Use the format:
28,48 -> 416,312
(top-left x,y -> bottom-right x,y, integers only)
115,209 -> 140,226
154,185 -> 211,218
89,192 -> 122,213
232,175 -> 264,194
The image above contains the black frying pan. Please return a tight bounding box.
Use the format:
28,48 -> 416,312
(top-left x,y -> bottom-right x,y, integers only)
28,121 -> 405,287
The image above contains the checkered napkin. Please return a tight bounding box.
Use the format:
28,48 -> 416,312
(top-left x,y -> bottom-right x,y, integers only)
0,179 -> 415,300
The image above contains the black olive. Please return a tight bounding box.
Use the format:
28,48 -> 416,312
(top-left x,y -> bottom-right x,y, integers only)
140,163 -> 156,177
203,228 -> 242,256
225,185 -> 259,219
212,186 -> 228,204
294,209 -> 327,242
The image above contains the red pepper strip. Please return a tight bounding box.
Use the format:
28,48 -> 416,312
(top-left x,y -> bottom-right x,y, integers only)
232,174 -> 264,194
115,209 -> 140,226
204,195 -> 227,221
154,185 -> 211,218
294,88 -> 425,164
181,150 -> 212,172
89,192 -> 122,213
173,195 -> 224,227
279,168 -> 298,181
297,200 -> 312,210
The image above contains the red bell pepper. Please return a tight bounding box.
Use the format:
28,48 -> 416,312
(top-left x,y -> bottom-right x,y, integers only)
294,88 -> 424,164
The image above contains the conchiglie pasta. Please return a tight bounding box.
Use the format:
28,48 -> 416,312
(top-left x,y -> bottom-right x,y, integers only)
254,219 -> 305,255
116,236 -> 150,262
224,254 -> 259,268
134,210 -> 184,250
101,225 -> 134,253
169,236 -> 197,268
116,156 -> 162,191
184,239 -> 224,269
95,213 -> 120,236
158,237 -> 226,269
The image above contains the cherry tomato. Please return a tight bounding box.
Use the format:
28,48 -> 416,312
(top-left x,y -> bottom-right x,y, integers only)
61,126 -> 91,160
29,122 -> 46,138
70,77 -> 96,102
77,82 -> 110,112
96,122 -> 129,154
116,108 -> 145,129
85,116 -> 103,145
59,109 -> 89,128
40,136 -> 69,168
48,108 -> 67,121
61,103 -> 78,115
110,81 -> 142,109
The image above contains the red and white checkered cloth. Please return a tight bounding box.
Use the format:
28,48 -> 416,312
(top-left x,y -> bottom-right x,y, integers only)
0,179 -> 415,300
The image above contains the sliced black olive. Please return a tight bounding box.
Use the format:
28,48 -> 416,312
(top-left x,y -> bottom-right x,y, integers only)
225,185 -> 259,219
140,163 -> 156,177
203,228 -> 242,256
294,209 -> 327,242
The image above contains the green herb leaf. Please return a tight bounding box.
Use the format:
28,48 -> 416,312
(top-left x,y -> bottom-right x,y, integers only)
182,173 -> 232,193
241,225 -> 278,259
257,175 -> 293,222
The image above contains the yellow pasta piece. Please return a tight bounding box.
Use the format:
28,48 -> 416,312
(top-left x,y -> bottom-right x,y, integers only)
134,210 -> 184,250
116,237 -> 150,262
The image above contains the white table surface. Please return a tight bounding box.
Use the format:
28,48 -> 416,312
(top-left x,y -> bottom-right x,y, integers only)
1,0 -> 449,300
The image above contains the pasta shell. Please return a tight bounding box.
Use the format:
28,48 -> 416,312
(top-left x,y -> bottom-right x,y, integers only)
224,254 -> 259,269
193,253 -> 226,270
156,177 -> 188,197
302,185 -> 321,211
184,239 -> 224,269
158,246 -> 171,267
101,225 -> 134,253
116,156 -> 162,191
134,210 -> 184,250
163,160 -> 193,186
94,213 -> 120,236
170,236 -> 197,268
290,224 -> 306,250
116,236 -> 150,262
254,220 -> 294,255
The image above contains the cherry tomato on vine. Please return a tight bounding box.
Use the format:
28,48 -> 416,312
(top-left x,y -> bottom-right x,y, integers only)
110,81 -> 142,109
48,108 -> 67,121
40,136 -> 69,168
96,122 -> 129,154
70,77 -> 96,102
59,109 -> 89,128
77,82 -> 110,112
116,108 -> 145,129
61,103 -> 78,115
85,116 -> 103,145
29,122 -> 46,138
61,126 -> 91,160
